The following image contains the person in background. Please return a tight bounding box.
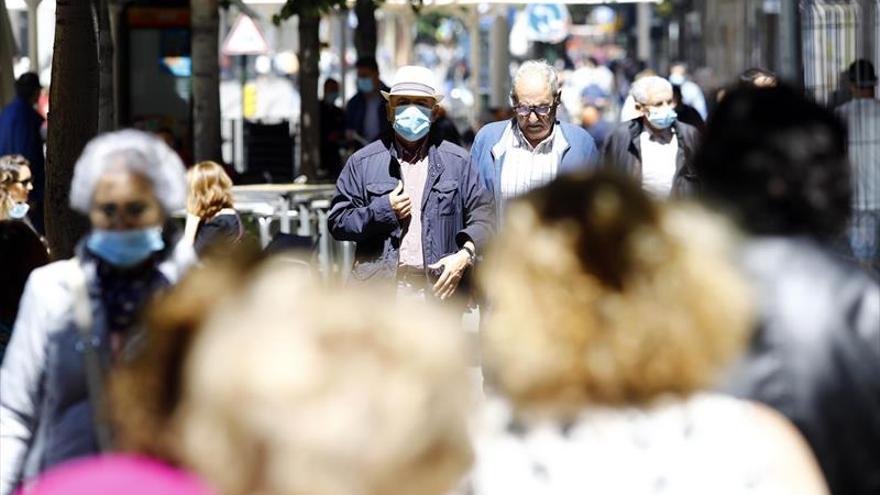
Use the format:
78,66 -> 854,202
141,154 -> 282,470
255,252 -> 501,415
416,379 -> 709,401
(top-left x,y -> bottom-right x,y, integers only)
319,78 -> 347,180
672,84 -> 705,132
669,61 -> 708,119
695,84 -> 880,495
329,65 -> 494,302
0,73 -> 45,233
184,161 -> 243,257
580,104 -> 612,148
174,262 -> 473,495
345,56 -> 391,149
0,220 -> 49,362
471,172 -> 828,494
471,60 -> 598,223
835,59 -> 879,276
602,76 -> 701,197
0,130 -> 195,495
0,155 -> 35,226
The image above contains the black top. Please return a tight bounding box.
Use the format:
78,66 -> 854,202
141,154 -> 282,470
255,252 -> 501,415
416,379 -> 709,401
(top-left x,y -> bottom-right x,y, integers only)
194,213 -> 243,255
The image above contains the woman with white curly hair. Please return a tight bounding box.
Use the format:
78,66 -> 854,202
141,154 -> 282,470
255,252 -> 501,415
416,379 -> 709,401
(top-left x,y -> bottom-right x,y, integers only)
0,129 -> 195,495
471,171 -> 828,494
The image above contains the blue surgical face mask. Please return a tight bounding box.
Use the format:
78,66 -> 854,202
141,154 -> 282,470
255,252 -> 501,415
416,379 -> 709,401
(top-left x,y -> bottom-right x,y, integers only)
357,77 -> 375,93
393,104 -> 432,142
324,92 -> 339,104
87,226 -> 165,268
647,106 -> 678,129
9,202 -> 29,220
668,74 -> 686,86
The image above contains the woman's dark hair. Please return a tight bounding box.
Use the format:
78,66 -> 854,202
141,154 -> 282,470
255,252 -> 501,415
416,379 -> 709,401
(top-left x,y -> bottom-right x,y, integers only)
0,221 -> 50,325
694,84 -> 851,239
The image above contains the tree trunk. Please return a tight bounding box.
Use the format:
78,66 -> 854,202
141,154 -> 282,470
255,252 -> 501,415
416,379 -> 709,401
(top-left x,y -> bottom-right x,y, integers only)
191,0 -> 222,163
94,0 -> 114,134
0,1 -> 15,106
354,0 -> 377,59
298,12 -> 320,179
45,0 -> 98,259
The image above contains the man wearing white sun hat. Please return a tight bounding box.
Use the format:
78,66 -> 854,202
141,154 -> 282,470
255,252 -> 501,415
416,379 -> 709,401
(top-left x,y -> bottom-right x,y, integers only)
328,65 -> 495,302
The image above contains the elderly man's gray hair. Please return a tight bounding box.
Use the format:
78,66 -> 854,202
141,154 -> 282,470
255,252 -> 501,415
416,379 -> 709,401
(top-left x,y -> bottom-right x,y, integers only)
630,76 -> 673,105
510,60 -> 560,102
70,129 -> 187,214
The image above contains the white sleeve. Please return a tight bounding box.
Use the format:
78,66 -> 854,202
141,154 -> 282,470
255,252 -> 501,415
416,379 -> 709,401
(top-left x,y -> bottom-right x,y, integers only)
0,271 -> 51,495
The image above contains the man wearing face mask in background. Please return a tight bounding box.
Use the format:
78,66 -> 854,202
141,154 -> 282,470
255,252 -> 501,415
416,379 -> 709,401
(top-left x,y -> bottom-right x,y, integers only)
345,57 -> 391,150
329,65 -> 494,302
602,76 -> 700,197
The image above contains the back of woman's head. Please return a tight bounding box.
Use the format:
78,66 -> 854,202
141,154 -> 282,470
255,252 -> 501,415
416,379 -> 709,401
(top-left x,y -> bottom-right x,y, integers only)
186,161 -> 234,219
174,262 -> 473,495
0,220 -> 49,324
481,172 -> 752,416
694,84 -> 850,239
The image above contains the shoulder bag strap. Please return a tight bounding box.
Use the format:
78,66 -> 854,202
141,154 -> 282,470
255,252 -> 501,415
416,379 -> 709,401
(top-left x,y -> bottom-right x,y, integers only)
69,259 -> 114,451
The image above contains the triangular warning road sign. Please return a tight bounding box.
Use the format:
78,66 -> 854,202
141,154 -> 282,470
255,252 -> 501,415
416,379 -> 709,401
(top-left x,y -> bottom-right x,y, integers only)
222,14 -> 270,56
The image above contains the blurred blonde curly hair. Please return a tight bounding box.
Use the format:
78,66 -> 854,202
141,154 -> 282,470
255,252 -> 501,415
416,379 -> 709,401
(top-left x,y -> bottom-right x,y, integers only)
480,172 -> 753,417
174,261 -> 473,495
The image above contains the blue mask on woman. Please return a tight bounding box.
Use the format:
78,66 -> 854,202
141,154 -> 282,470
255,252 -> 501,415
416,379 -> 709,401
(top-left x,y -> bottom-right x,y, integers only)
393,104 -> 432,142
647,107 -> 678,129
9,202 -> 29,220
357,77 -> 375,93
87,226 -> 165,268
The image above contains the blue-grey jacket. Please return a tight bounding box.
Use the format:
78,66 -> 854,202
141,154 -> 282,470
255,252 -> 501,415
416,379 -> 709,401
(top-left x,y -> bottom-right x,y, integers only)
470,120 -> 599,220
328,135 -> 495,283
0,240 -> 195,495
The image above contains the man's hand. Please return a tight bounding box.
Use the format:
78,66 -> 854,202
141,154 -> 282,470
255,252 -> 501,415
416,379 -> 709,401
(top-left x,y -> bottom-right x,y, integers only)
389,181 -> 412,220
428,250 -> 472,301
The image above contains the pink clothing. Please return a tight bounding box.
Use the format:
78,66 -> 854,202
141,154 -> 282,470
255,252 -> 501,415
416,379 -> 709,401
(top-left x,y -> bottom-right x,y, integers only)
398,155 -> 429,269
17,455 -> 214,495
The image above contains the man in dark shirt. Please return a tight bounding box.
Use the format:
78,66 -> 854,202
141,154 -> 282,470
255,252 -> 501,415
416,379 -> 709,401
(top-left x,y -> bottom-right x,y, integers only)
345,57 -> 390,149
0,73 -> 45,232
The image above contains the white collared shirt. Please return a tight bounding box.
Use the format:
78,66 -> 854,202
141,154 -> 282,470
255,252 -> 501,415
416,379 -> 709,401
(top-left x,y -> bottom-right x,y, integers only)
494,122 -> 569,201
639,128 -> 678,197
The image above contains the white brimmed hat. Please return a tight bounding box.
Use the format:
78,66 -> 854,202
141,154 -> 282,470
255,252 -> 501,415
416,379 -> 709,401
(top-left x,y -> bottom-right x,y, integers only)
381,65 -> 443,102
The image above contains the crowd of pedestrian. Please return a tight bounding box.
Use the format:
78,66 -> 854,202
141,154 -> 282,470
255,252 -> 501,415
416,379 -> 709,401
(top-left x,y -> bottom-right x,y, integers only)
0,55 -> 878,495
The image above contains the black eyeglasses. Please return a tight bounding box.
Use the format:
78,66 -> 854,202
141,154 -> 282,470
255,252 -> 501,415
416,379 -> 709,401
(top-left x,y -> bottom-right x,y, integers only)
513,104 -> 555,117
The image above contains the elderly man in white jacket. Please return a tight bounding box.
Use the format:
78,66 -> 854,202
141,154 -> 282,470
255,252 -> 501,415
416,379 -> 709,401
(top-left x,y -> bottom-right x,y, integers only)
0,130 -> 195,494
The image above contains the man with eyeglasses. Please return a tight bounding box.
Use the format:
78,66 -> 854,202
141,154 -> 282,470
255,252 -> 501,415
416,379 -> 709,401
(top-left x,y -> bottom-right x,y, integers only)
471,60 -> 598,222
